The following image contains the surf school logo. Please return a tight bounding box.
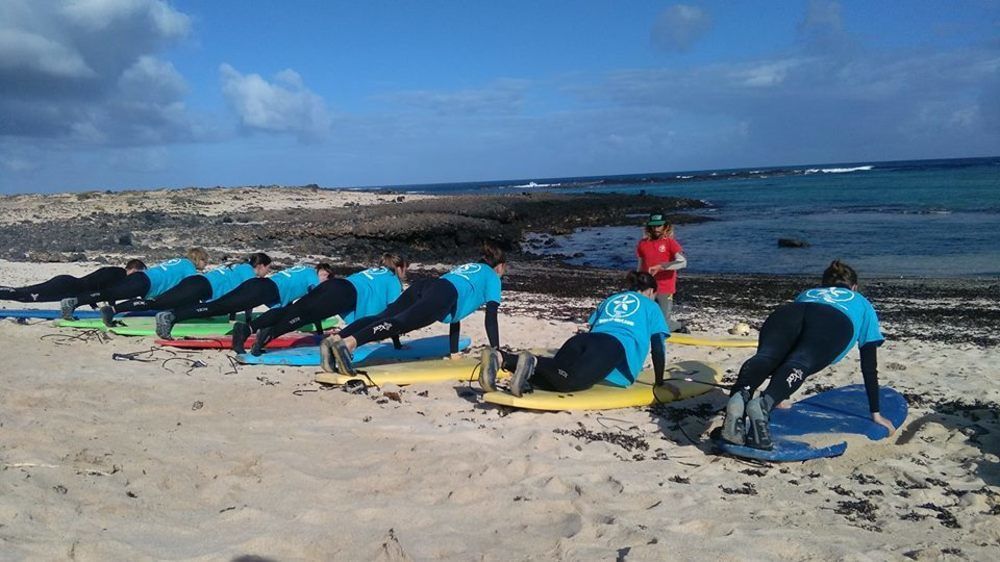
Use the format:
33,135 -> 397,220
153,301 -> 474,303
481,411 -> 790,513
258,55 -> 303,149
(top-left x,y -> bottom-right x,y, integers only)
450,263 -> 482,279
805,287 -> 856,304
605,293 -> 640,319
372,321 -> 393,334
361,267 -> 390,280
658,244 -> 667,253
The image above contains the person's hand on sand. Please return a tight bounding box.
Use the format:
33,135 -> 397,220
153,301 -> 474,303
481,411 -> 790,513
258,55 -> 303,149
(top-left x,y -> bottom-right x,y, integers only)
871,412 -> 896,436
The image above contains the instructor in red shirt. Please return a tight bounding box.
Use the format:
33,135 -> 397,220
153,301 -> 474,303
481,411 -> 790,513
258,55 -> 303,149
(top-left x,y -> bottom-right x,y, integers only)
635,213 -> 687,329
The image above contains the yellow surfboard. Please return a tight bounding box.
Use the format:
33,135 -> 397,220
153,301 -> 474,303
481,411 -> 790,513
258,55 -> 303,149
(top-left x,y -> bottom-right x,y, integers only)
482,360 -> 721,411
314,358 -> 483,387
668,332 -> 757,348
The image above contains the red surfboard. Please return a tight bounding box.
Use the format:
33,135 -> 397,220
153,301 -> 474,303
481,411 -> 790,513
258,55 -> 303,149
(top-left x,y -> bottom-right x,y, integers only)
155,332 -> 323,350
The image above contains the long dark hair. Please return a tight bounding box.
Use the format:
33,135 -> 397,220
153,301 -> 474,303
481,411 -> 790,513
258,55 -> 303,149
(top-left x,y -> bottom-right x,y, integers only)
479,241 -> 506,268
822,260 -> 858,288
380,252 -> 409,270
625,271 -> 657,292
248,252 -> 272,267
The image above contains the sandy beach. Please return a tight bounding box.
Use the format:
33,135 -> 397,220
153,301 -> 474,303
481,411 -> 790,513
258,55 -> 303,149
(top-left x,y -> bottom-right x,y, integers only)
1,188 -> 999,561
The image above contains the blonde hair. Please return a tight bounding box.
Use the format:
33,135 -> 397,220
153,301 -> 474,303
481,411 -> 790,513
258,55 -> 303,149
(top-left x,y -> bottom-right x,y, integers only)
186,247 -> 209,265
643,224 -> 674,240
380,253 -> 409,270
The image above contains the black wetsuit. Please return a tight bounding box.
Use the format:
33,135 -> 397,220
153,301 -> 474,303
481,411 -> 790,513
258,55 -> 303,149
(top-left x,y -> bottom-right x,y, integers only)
733,301 -> 881,412
0,267 -> 126,303
499,332 -> 665,392
114,276 -> 212,313
71,271 -> 152,307
171,277 -> 278,322
339,278 -> 499,354
248,278 -> 357,336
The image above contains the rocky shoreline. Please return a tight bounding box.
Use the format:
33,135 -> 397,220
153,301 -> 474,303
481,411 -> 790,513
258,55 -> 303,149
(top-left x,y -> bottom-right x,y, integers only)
1,186 -> 996,347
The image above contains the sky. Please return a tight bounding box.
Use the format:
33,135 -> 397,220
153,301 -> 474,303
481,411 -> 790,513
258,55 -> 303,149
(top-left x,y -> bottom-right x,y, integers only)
0,0 -> 998,193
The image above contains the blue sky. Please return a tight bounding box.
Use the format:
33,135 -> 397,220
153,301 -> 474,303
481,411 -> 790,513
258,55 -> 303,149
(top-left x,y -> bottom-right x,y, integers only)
1,0 -> 998,193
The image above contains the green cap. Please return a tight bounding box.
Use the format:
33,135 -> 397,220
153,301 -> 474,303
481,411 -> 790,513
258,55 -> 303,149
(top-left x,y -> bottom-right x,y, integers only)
646,213 -> 667,226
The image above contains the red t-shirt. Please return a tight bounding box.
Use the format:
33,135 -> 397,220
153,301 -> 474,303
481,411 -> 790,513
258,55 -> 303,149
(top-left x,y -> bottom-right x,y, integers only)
636,237 -> 684,294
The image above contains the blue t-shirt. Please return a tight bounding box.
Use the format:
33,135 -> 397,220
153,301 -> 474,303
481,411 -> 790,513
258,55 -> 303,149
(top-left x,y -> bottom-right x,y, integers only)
270,266 -> 321,307
202,263 -> 256,301
588,291 -> 670,387
144,258 -> 196,299
344,267 -> 403,324
440,263 -> 502,323
795,287 -> 884,363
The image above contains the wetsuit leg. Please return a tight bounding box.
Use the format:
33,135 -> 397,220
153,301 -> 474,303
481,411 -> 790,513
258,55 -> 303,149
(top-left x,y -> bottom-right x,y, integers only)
251,279 -> 357,336
731,303 -> 807,395
759,303 -> 853,406
530,333 -> 627,392
338,278 -> 433,340
172,278 -> 278,322
74,273 -> 151,307
1,267 -> 126,302
115,276 -> 211,313
348,279 -> 456,346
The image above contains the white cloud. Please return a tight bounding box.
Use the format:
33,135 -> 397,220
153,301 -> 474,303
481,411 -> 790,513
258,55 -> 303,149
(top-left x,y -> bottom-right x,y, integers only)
220,64 -> 332,142
651,4 -> 713,53
0,0 -> 197,145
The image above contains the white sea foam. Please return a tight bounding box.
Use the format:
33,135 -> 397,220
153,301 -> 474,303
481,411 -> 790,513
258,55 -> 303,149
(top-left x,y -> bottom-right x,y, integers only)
512,181 -> 557,188
676,175 -> 694,179
804,165 -> 874,174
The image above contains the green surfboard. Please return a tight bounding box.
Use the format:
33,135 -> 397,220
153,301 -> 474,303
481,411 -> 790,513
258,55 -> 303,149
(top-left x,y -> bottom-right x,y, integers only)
57,315 -> 338,337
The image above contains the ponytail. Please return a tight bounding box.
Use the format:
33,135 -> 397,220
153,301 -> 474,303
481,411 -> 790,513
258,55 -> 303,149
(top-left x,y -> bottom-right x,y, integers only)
248,252 -> 272,268
479,241 -> 506,268
625,271 -> 657,292
822,259 -> 858,288
380,252 -> 409,270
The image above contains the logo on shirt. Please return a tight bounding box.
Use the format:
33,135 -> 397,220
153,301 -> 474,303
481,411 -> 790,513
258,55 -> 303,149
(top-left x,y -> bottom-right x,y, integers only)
658,244 -> 667,253
451,263 -> 482,279
805,287 -> 855,304
156,258 -> 182,271
605,293 -> 640,319
278,265 -> 307,278
361,267 -> 389,280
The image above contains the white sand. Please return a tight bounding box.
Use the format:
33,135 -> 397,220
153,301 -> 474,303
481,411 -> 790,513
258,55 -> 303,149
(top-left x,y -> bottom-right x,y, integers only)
0,186 -> 432,225
1,261 -> 999,560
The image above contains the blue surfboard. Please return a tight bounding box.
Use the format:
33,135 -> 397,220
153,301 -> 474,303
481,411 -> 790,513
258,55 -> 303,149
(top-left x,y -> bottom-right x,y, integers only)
715,385 -> 908,462
236,335 -> 472,366
0,308 -> 156,320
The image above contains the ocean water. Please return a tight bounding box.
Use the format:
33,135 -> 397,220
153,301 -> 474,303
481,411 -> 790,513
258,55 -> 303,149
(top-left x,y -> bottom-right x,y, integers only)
393,157 -> 1000,277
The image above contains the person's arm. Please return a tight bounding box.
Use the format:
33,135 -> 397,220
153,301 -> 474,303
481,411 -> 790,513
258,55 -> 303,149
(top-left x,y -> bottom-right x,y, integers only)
484,301 -> 500,349
392,335 -> 402,349
861,342 -> 894,434
659,253 -> 687,271
651,334 -> 666,386
449,322 -> 461,355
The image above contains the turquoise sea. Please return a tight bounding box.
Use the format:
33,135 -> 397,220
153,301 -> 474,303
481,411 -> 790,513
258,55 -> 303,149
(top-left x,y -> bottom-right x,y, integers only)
396,157 -> 1000,277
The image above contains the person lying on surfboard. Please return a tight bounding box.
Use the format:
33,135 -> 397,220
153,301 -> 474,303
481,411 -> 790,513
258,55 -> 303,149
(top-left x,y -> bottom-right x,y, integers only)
100,253 -> 272,327
60,249 -> 209,320
0,259 -> 146,303
155,262 -> 333,339
230,253 -> 409,355
322,241 -> 506,375
478,271 -> 669,397
719,259 -> 895,450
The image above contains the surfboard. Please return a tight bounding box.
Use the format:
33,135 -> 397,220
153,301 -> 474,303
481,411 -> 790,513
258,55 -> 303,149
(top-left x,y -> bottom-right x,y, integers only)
714,385 -> 908,462
481,360 -> 720,411
0,308 -> 155,320
156,332 -> 323,350
315,357 -> 482,387
668,332 -> 757,348
57,316 -> 338,337
239,335 -> 471,366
